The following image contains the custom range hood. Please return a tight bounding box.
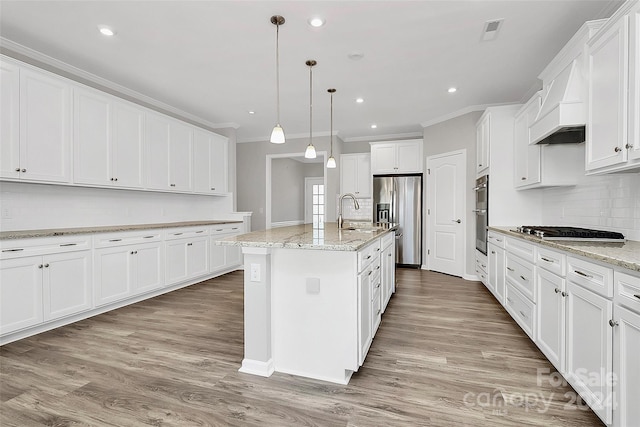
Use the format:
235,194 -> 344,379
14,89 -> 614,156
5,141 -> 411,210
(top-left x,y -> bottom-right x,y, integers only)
529,57 -> 587,145
529,19 -> 605,145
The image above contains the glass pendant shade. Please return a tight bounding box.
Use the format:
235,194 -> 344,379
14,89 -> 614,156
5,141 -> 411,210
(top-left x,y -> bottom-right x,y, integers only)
326,155 -> 336,168
305,144 -> 317,159
270,125 -> 285,144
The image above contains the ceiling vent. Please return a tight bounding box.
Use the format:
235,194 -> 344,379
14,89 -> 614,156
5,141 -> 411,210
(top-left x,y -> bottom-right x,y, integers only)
482,19 -> 503,41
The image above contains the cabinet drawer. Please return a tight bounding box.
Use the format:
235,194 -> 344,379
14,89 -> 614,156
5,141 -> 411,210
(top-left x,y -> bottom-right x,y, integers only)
476,251 -> 488,274
210,223 -> 242,236
567,256 -> 613,298
505,282 -> 536,339
615,271 -> 640,314
505,236 -> 536,263
487,231 -> 506,249
1,236 -> 91,259
506,252 -> 535,302
381,232 -> 394,250
358,241 -> 379,272
165,226 -> 209,241
536,246 -> 566,277
94,229 -> 163,248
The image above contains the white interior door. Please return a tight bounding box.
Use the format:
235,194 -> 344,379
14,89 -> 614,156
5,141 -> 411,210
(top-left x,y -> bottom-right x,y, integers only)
305,177 -> 324,224
427,150 -> 465,277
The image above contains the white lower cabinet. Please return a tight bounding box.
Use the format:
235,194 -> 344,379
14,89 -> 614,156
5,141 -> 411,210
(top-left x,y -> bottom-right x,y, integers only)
488,243 -> 505,304
1,249 -> 91,334
210,224 -> 244,272
357,262 -> 373,366
566,280 -> 613,425
535,267 -> 566,373
166,237 -> 209,285
381,238 -> 395,312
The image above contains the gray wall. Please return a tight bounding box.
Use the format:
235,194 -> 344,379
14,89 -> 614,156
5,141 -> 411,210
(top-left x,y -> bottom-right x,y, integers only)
237,135 -> 342,231
341,141 -> 371,154
271,159 -> 323,223
423,111 -> 482,279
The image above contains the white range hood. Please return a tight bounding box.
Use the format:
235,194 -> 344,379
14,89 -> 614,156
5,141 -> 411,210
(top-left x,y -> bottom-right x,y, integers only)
529,19 -> 606,145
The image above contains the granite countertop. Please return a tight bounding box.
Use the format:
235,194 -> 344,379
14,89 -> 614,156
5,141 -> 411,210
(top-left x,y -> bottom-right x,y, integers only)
0,220 -> 243,240
217,222 -> 397,252
489,226 -> 640,273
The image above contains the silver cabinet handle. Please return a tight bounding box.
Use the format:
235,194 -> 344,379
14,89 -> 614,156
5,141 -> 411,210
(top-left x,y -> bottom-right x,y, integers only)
541,257 -> 554,263
174,232 -> 183,236
14,167 -> 20,172
520,275 -> 527,281
376,265 -> 380,270
562,291 -> 568,297
634,294 -> 640,300
614,147 -> 621,152
496,239 -> 502,242
368,271 -> 372,276
609,319 -> 619,327
388,253 -> 392,257
216,229 -> 223,232
211,187 -> 216,191
574,270 -> 593,279
196,230 -> 204,234
377,309 -> 381,315
519,310 -> 527,318
491,251 -> 496,254
2,248 -> 24,252
521,177 -> 526,180
554,288 -> 561,294
366,255 -> 372,259
109,239 -> 122,242
376,282 -> 381,289
625,143 -> 631,149
481,264 -> 486,268
507,267 -> 514,272
144,236 -> 154,239
60,243 -> 77,247
232,227 -> 239,230
452,219 -> 461,223
187,243 -> 193,246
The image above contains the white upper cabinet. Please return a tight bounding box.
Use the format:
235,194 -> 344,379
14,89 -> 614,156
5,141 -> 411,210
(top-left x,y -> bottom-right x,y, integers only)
587,1 -> 640,173
370,139 -> 423,174
193,128 -> 228,194
514,94 -> 542,187
340,153 -> 371,198
1,63 -> 72,183
476,113 -> 490,175
0,60 -> 20,179
145,113 -> 193,192
74,88 -> 144,188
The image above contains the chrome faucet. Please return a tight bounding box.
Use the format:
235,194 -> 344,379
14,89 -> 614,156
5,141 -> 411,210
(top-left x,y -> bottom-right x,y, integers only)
338,193 -> 360,229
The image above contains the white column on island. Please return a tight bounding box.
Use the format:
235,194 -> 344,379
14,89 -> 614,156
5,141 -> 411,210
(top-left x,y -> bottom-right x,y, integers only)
238,247 -> 274,377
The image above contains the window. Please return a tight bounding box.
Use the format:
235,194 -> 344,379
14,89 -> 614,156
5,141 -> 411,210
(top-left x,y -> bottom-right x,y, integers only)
312,184 -> 325,229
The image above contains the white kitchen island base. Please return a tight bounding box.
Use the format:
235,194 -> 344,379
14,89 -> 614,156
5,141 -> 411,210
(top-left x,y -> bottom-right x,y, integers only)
221,223 -> 396,385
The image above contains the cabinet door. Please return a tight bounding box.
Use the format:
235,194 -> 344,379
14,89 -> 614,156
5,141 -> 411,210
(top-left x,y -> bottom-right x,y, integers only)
357,266 -> 373,365
370,144 -> 396,174
133,242 -> 164,294
0,60 -> 20,179
566,282 -> 613,425
186,238 -> 208,278
210,236 -> 228,273
168,121 -> 193,191
43,251 -> 92,321
355,154 -> 371,197
613,305 -> 640,427
476,115 -> 490,174
145,113 -> 170,190
340,154 -> 358,195
535,268 -> 565,373
488,244 -> 505,304
94,247 -> 133,306
514,96 -> 541,187
112,101 -> 144,188
396,141 -> 422,173
74,88 -> 111,185
226,244 -> 242,269
20,68 -> 71,182
0,256 -> 43,335
165,240 -> 188,285
193,129 -> 212,194
629,3 -> 640,161
210,133 -> 228,193
587,16 -> 629,170
381,244 -> 395,311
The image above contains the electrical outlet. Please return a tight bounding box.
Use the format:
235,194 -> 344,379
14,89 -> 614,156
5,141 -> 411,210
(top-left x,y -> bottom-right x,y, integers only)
250,263 -> 261,282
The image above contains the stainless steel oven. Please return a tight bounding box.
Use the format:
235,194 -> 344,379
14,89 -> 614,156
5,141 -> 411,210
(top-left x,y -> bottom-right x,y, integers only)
473,175 -> 488,255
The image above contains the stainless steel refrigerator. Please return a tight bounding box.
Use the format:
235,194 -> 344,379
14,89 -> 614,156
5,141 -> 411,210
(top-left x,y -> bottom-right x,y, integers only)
373,175 -> 422,268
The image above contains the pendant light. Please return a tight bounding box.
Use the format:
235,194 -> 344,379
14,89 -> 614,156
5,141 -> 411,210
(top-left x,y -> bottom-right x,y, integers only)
326,88 -> 337,168
270,15 -> 286,144
304,60 -> 317,159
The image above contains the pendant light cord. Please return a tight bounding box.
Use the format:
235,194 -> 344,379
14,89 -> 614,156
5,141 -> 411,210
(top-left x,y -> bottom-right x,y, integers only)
309,64 -> 313,144
330,91 -> 333,156
276,23 -> 280,125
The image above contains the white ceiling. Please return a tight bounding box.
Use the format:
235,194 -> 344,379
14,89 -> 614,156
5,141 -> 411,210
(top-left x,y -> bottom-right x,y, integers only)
0,1 -> 621,143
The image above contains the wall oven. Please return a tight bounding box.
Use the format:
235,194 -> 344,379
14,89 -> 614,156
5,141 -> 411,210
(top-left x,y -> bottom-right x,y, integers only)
474,175 -> 488,255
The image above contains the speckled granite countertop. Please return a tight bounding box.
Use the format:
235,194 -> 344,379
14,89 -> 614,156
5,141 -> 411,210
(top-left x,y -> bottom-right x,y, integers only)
217,222 -> 397,251
0,220 -> 243,240
489,226 -> 640,273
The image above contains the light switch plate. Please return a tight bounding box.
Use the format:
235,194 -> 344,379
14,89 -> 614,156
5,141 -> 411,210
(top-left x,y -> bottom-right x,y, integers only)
250,263 -> 261,282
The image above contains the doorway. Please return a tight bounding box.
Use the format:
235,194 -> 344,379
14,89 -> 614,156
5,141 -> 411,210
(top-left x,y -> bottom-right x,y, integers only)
426,149 -> 466,277
266,152 -> 326,229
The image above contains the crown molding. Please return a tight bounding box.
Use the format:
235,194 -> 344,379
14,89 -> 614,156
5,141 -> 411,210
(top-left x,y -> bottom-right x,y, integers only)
420,103 -> 520,128
0,37 -> 238,131
342,132 -> 423,143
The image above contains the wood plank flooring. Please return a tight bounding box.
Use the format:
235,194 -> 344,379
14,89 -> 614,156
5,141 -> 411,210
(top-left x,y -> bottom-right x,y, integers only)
0,269 -> 604,426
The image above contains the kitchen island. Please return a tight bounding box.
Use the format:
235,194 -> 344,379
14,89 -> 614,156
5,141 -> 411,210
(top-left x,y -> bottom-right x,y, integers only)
217,222 -> 396,384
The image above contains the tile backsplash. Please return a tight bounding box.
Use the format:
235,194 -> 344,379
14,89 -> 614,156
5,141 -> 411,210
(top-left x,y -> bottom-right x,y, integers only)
541,173 -> 640,241
338,197 -> 373,221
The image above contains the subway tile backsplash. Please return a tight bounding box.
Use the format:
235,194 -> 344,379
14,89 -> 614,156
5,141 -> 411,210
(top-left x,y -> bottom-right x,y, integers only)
338,197 -> 373,221
541,173 -> 640,241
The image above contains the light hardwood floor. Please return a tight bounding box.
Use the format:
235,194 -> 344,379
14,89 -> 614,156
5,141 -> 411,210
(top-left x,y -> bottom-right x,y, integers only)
1,269 -> 603,426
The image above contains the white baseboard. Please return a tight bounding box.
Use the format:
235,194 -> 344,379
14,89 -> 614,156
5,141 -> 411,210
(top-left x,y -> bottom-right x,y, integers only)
463,273 -> 480,281
239,358 -> 275,377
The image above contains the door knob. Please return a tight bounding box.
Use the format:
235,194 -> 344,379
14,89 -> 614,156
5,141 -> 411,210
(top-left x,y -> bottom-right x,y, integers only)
452,219 -> 461,223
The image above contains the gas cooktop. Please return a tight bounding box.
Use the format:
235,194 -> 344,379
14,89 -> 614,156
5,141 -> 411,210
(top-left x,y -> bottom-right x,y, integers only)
513,226 -> 625,242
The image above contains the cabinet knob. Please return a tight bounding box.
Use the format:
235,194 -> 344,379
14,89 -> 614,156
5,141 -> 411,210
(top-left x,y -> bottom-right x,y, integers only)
187,243 -> 193,246
44,263 -> 49,268
14,168 -> 20,172
478,164 -> 482,167
211,187 -> 216,191
609,319 -> 619,327
614,147 -> 621,152
110,178 -> 114,181
554,288 -> 561,294
625,143 -> 631,149
170,183 -> 176,187
38,264 -> 43,269
114,178 -> 118,181
21,168 -> 26,173
561,291 -> 568,297
131,251 -> 135,255
521,177 -> 526,180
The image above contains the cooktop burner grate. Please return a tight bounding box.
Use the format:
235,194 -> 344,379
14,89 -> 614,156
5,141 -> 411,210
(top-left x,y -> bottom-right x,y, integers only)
515,226 -> 625,242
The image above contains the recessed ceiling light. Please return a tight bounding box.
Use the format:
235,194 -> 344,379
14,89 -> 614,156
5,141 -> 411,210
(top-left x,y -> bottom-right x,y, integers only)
308,17 -> 325,27
356,98 -> 364,103
248,111 -> 256,115
370,124 -> 377,129
448,87 -> 457,93
98,25 -> 116,36
348,51 -> 364,61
